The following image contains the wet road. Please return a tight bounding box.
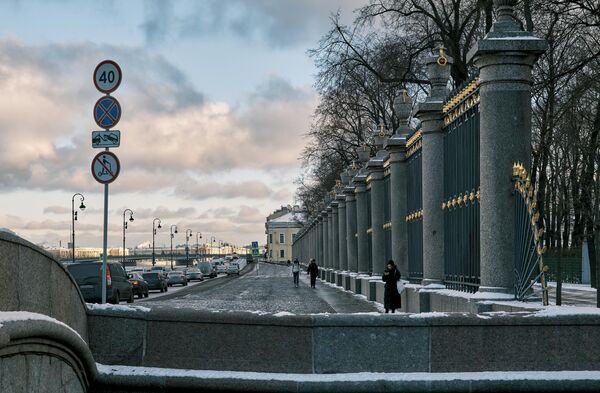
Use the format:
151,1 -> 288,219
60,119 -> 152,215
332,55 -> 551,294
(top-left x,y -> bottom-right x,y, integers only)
143,262 -> 380,314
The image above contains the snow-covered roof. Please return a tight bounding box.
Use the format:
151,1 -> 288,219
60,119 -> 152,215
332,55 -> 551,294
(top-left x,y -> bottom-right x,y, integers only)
269,212 -> 306,224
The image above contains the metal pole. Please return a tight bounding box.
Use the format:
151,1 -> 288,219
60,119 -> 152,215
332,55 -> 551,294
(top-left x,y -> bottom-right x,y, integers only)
152,222 -> 156,266
101,183 -> 109,304
171,231 -> 174,270
72,197 -> 75,264
122,211 -> 126,268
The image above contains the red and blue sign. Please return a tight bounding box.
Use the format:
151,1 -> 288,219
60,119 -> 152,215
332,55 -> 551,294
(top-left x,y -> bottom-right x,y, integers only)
94,96 -> 121,129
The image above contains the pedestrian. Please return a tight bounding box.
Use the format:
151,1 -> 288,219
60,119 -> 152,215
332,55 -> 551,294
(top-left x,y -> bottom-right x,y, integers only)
287,259 -> 291,266
307,258 -> 319,288
291,258 -> 300,287
382,260 -> 402,313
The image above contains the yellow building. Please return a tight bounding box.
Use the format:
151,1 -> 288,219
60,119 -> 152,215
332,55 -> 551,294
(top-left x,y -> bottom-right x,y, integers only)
265,205 -> 306,263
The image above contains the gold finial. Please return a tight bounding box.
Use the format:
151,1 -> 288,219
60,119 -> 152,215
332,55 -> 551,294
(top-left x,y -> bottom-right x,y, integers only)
379,123 -> 386,137
437,46 -> 447,66
402,89 -> 408,103
335,179 -> 341,187
441,201 -> 446,210
351,161 -> 358,170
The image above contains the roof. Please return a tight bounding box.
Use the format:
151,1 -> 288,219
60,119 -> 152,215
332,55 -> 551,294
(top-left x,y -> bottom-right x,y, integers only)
268,212 -> 306,224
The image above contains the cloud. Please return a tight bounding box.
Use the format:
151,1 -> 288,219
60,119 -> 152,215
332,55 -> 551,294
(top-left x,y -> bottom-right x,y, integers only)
128,206 -> 196,220
175,180 -> 272,200
140,0 -> 364,48
235,205 -> 265,224
0,39 -> 312,194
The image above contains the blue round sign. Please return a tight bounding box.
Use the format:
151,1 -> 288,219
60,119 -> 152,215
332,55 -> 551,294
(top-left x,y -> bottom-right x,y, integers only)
94,96 -> 121,129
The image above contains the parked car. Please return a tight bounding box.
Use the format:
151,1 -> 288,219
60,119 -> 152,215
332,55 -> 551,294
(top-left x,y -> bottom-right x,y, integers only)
185,268 -> 204,281
167,271 -> 188,286
226,262 -> 240,275
142,272 -> 168,292
67,262 -> 134,304
127,272 -> 149,299
198,261 -> 217,278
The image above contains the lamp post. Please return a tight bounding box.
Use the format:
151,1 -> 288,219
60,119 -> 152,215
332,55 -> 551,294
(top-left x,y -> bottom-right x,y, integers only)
210,236 -> 216,258
196,232 -> 202,261
122,209 -> 134,269
185,229 -> 193,267
219,240 -> 223,258
71,193 -> 86,263
170,225 -> 178,269
152,218 -> 162,266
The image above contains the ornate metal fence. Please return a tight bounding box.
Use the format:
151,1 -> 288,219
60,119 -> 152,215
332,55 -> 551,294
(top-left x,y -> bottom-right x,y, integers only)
406,130 -> 423,282
442,77 -> 481,292
513,163 -> 549,304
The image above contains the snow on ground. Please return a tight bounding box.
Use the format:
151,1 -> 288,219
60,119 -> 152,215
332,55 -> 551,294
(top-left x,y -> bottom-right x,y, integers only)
96,364 -> 600,382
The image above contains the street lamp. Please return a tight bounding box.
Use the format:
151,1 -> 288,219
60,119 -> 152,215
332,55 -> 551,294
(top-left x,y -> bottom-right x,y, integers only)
219,240 -> 223,257
170,225 -> 178,270
185,229 -> 193,267
196,232 -> 202,261
210,236 -> 216,258
122,209 -> 134,268
71,193 -> 86,263
152,218 -> 162,266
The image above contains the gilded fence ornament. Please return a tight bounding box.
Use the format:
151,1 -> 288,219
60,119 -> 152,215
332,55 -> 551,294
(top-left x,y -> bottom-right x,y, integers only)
512,161 -> 549,305
437,47 -> 448,66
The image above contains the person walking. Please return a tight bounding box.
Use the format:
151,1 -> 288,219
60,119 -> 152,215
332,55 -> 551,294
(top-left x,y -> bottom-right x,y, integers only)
382,260 -> 402,313
291,258 -> 300,288
307,258 -> 319,288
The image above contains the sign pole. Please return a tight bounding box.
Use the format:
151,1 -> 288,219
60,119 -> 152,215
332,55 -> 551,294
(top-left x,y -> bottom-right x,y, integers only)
101,150 -> 110,304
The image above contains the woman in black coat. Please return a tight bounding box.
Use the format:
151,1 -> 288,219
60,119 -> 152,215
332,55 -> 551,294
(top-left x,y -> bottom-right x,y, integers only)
382,260 -> 401,313
306,258 -> 319,288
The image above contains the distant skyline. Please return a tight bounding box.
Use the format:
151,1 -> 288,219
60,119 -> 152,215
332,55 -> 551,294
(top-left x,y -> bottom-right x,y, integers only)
0,0 -> 363,248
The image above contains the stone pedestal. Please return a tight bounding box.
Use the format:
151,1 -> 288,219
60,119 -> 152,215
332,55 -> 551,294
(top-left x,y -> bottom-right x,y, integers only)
331,201 -> 340,270
368,169 -> 386,276
354,179 -> 370,275
337,195 -> 347,272
468,0 -> 546,296
415,53 -> 451,286
322,211 -> 329,269
345,191 -> 358,273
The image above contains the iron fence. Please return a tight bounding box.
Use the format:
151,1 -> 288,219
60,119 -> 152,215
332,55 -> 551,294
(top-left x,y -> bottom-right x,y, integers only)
442,77 -> 480,292
406,130 -> 423,282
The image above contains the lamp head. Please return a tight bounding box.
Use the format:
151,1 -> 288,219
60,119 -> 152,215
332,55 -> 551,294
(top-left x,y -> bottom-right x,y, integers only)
79,202 -> 86,211
175,229 -> 178,234
158,223 -> 162,229
129,214 -> 134,222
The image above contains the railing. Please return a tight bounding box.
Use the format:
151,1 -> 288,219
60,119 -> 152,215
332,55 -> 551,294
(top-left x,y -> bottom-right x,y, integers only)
513,163 -> 549,304
442,76 -> 480,293
406,130 -> 423,282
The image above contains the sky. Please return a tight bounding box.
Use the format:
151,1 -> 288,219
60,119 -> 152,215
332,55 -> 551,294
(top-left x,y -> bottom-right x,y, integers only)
0,0 -> 364,250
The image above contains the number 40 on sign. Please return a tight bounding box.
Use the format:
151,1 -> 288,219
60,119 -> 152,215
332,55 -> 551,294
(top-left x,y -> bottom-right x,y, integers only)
94,60 -> 122,94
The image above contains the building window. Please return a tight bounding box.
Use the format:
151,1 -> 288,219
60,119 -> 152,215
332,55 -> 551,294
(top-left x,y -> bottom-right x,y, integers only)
269,233 -> 273,244
279,233 -> 285,244
280,249 -> 285,258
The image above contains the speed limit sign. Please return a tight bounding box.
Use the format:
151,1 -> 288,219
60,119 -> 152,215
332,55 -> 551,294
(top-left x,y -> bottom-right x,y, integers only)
93,60 -> 122,94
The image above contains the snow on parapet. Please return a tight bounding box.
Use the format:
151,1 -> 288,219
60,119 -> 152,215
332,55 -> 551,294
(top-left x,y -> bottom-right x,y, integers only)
409,312 -> 449,319
97,364 -> 600,382
0,311 -> 82,340
273,311 -> 295,317
530,306 -> 600,318
86,303 -> 151,313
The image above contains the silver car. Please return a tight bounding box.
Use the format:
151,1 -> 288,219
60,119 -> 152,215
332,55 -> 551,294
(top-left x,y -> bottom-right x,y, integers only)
167,271 -> 188,287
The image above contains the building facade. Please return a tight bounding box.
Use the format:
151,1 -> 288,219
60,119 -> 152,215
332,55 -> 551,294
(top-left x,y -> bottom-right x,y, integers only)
265,205 -> 306,262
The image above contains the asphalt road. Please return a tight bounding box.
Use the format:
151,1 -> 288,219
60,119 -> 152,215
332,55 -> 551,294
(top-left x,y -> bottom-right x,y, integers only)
143,262 -> 380,314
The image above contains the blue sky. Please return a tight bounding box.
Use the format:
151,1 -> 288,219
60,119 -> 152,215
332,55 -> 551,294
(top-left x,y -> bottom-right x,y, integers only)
0,0 -> 362,248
